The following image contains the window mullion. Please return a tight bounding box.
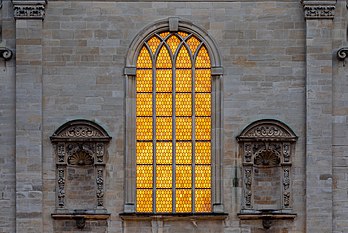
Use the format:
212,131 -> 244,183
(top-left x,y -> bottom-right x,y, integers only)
152,59 -> 156,213
192,65 -> 196,214
172,61 -> 176,213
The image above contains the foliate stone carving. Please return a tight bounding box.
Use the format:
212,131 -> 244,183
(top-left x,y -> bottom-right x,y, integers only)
13,0 -> 47,20
57,168 -> 65,207
302,1 -> 336,19
283,168 -> 291,208
96,143 -> 104,163
244,168 -> 252,208
254,149 -> 280,167
96,169 -> 104,207
337,47 -> 348,61
57,144 -> 65,163
283,143 -> 290,162
283,192 -> 290,207
245,125 -> 290,138
60,126 -> 103,138
244,143 -> 252,162
283,168 -> 290,191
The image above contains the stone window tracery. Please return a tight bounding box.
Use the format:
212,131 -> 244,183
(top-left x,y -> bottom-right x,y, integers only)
123,18 -> 224,215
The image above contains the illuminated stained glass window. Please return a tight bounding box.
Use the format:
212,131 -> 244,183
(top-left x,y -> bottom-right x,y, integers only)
136,31 -> 212,213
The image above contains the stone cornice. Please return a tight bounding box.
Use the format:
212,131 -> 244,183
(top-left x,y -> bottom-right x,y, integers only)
301,0 -> 337,19
12,0 -> 47,20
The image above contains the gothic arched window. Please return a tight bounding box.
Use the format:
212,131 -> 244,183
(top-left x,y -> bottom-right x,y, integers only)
124,18 -> 224,215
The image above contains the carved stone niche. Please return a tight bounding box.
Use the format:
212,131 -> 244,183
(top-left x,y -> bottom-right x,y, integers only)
237,120 -> 297,229
50,120 -> 111,228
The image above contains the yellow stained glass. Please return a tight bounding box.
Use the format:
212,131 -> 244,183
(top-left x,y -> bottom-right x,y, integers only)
156,93 -> 172,116
195,117 -> 211,140
136,165 -> 153,188
195,165 -> 211,188
136,117 -> 153,140
136,69 -> 152,93
156,189 -> 172,212
176,93 -> 192,116
156,142 -> 172,165
176,165 -> 192,188
195,69 -> 211,93
187,36 -> 200,54
156,117 -> 172,140
147,36 -> 161,54
176,117 -> 192,140
159,32 -> 170,39
176,189 -> 192,213
136,93 -> 152,116
156,165 -> 172,188
176,142 -> 192,164
156,69 -> 172,93
195,189 -> 211,212
136,142 -> 153,165
195,93 -> 211,117
136,189 -> 153,212
156,46 -> 172,68
195,46 -> 211,68
195,142 -> 211,164
176,46 -> 191,68
137,47 -> 152,68
176,69 -> 192,92
167,35 -> 181,54
178,31 -> 188,39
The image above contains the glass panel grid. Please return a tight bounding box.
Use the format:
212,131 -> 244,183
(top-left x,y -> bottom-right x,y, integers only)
195,142 -> 211,165
187,36 -> 200,54
176,69 -> 192,92
136,165 -> 153,188
176,165 -> 192,188
177,31 -> 189,39
176,46 -> 192,68
176,93 -> 192,116
156,69 -> 172,92
195,69 -> 211,93
176,142 -> 192,164
167,35 -> 181,55
156,117 -> 172,140
156,46 -> 172,68
137,47 -> 152,68
195,165 -> 211,188
195,46 -> 211,68
147,36 -> 161,54
195,117 -> 211,140
176,117 -> 192,140
195,93 -> 211,117
195,189 -> 211,212
136,117 -> 153,141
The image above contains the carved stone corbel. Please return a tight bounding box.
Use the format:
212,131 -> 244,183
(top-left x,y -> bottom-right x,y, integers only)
337,47 -> 348,61
12,0 -> 47,20
301,0 -> 337,20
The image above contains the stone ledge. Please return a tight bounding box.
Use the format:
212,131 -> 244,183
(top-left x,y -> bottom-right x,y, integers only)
51,213 -> 110,220
119,212 -> 228,221
238,213 -> 297,220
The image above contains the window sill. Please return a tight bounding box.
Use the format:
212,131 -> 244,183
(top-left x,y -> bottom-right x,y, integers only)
238,211 -> 296,229
51,209 -> 110,220
119,212 -> 228,221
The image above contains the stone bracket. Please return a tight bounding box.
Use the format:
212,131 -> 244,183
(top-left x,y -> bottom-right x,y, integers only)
0,47 -> 13,61
301,0 -> 337,19
238,212 -> 297,230
51,213 -> 110,230
337,47 -> 348,61
12,0 -> 47,20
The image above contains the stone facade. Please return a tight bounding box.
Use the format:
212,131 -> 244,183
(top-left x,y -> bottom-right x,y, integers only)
0,0 -> 347,232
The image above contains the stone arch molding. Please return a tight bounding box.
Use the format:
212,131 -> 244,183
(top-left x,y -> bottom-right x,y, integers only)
237,119 -> 297,215
50,119 -> 111,215
123,17 -> 224,213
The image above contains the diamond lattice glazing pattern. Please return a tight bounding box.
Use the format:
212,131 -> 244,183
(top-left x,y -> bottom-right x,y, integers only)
195,46 -> 210,68
176,93 -> 192,116
156,117 -> 172,140
156,142 -> 172,165
137,47 -> 152,68
156,93 -> 172,116
195,93 -> 211,116
176,117 -> 192,140
176,189 -> 192,212
195,165 -> 211,188
176,165 -> 192,188
136,117 -> 152,140
136,142 -> 153,164
156,189 -> 172,212
176,69 -> 192,92
156,69 -> 172,93
136,165 -> 153,188
195,189 -> 211,212
176,46 -> 191,68
136,69 -> 152,93
167,35 -> 181,54
156,165 -> 172,188
176,142 -> 192,165
136,189 -> 153,212
187,36 -> 200,54
195,69 -> 211,93
195,142 -> 211,164
147,36 -> 161,54
195,117 -> 211,140
136,93 -> 152,116
156,46 -> 172,68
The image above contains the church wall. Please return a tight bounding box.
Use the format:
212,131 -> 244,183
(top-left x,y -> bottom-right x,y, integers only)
40,1 -> 307,233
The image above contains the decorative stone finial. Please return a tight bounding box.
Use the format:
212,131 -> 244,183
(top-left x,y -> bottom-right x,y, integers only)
301,0 -> 337,19
12,0 -> 47,20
